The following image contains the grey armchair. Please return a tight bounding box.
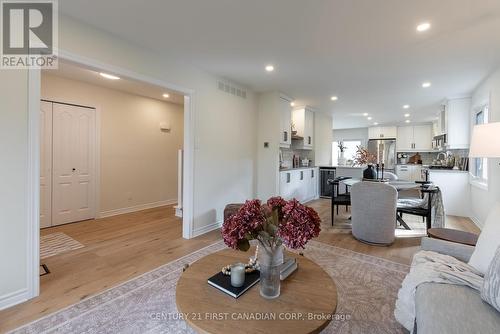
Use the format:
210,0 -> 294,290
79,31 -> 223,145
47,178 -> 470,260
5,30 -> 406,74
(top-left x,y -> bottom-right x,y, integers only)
350,181 -> 398,245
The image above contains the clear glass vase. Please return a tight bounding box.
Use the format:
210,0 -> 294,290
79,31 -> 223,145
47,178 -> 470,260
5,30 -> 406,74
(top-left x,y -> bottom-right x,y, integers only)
258,244 -> 284,299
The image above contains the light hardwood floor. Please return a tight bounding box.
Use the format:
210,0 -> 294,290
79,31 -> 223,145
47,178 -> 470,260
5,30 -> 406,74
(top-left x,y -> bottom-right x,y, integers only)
0,200 -> 479,333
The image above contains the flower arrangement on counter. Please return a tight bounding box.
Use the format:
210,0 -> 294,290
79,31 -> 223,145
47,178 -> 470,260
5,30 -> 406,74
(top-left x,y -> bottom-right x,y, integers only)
222,197 -> 321,252
338,141 -> 347,153
353,145 -> 377,166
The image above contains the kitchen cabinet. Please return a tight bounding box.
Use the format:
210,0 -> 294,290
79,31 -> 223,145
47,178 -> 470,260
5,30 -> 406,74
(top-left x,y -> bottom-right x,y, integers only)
396,164 -> 422,181
279,97 -> 292,148
445,98 -> 471,149
432,120 -> 440,137
279,168 -> 318,203
429,170 -> 470,216
413,125 -> 432,151
292,107 -> 314,150
396,125 -> 432,151
368,126 -> 397,139
396,126 -> 414,151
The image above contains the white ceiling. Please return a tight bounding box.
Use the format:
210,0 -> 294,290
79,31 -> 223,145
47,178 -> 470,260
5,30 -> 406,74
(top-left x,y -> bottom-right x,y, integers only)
43,60 -> 184,105
60,0 -> 500,129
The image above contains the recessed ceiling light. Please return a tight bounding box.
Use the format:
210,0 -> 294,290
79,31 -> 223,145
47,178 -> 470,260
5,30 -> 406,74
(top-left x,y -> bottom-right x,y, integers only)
99,72 -> 120,80
374,122 -> 379,126
162,93 -> 170,98
330,96 -> 338,101
405,119 -> 411,123
363,113 -> 369,117
417,22 -> 431,32
422,82 -> 432,88
290,102 -> 295,107
367,117 -> 373,121
265,65 -> 275,72
403,105 -> 410,109
404,113 -> 411,118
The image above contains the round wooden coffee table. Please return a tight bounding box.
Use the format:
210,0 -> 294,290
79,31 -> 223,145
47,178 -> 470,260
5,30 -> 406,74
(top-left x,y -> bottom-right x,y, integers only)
176,248 -> 338,334
427,228 -> 479,246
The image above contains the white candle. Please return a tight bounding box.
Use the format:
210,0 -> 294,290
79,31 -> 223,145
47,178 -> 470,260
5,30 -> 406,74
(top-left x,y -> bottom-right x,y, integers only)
230,263 -> 246,288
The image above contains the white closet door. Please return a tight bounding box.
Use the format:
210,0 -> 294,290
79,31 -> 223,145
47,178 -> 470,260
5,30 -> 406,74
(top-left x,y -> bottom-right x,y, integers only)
40,101 -> 53,228
52,103 -> 96,226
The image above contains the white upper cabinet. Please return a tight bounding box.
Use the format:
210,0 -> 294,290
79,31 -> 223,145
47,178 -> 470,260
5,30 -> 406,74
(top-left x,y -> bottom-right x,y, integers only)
413,125 -> 432,151
368,126 -> 397,139
292,107 -> 314,150
279,97 -> 292,148
397,124 -> 432,151
396,126 -> 414,151
445,98 -> 471,149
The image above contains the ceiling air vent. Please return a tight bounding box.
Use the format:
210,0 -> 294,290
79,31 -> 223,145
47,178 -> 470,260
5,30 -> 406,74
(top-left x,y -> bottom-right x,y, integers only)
217,80 -> 247,99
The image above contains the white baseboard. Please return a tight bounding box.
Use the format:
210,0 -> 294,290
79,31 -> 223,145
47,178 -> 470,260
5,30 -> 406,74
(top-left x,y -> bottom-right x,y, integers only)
469,216 -> 484,230
99,199 -> 177,218
174,205 -> 183,218
0,288 -> 29,311
192,221 -> 222,238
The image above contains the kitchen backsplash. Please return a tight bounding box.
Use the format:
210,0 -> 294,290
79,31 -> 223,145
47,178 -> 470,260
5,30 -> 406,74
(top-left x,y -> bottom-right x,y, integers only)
397,149 -> 469,165
280,148 -> 314,168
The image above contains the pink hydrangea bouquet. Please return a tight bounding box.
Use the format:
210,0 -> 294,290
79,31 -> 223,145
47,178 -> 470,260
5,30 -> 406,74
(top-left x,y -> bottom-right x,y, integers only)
222,197 -> 321,252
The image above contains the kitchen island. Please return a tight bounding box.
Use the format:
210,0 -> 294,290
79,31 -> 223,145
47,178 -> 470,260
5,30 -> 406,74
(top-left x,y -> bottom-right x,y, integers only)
429,169 -> 470,217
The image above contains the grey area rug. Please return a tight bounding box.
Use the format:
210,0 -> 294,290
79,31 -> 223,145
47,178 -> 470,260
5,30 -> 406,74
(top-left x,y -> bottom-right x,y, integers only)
11,241 -> 410,334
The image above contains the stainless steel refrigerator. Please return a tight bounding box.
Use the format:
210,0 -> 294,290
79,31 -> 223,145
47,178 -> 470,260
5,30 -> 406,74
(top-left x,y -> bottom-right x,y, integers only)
367,139 -> 397,171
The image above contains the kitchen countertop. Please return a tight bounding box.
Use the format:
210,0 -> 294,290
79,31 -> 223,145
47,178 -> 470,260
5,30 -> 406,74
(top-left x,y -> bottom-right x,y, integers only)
396,163 -> 423,165
428,169 -> 469,173
318,165 -> 365,169
279,166 -> 317,172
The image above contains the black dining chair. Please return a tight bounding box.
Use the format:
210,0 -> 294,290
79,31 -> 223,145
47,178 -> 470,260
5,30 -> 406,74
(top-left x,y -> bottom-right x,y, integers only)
396,184 -> 439,230
327,177 -> 352,226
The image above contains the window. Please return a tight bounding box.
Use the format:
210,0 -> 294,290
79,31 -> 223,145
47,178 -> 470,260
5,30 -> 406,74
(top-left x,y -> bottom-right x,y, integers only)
332,140 -> 362,165
471,105 -> 489,187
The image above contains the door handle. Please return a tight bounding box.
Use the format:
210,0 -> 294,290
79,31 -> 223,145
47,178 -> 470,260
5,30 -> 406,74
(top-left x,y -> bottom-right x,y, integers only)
308,136 -> 311,145
284,131 -> 288,142
286,173 -> 291,183
300,171 -> 304,180
72,168 -> 76,172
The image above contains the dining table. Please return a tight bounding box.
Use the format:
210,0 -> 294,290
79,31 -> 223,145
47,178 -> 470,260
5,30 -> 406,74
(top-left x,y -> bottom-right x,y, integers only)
339,178 -> 443,230
340,178 -> 429,191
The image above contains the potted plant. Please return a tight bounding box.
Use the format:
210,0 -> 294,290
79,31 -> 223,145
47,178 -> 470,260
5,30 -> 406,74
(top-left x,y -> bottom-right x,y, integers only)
354,146 -> 378,179
338,142 -> 347,166
222,197 -> 321,299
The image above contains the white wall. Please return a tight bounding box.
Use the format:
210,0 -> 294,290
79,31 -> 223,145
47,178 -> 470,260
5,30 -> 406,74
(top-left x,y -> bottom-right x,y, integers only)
469,67 -> 500,228
0,15 -> 257,307
256,92 -> 282,200
41,74 -> 184,215
314,112 -> 334,165
60,16 -> 257,230
333,127 -> 369,146
0,71 -> 29,308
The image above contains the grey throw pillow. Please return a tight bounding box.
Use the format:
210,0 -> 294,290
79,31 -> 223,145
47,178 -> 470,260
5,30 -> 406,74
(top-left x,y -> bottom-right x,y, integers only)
481,246 -> 500,312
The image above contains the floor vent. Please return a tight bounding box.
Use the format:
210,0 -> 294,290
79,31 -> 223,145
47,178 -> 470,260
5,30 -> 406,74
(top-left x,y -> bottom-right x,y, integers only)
217,80 -> 247,99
